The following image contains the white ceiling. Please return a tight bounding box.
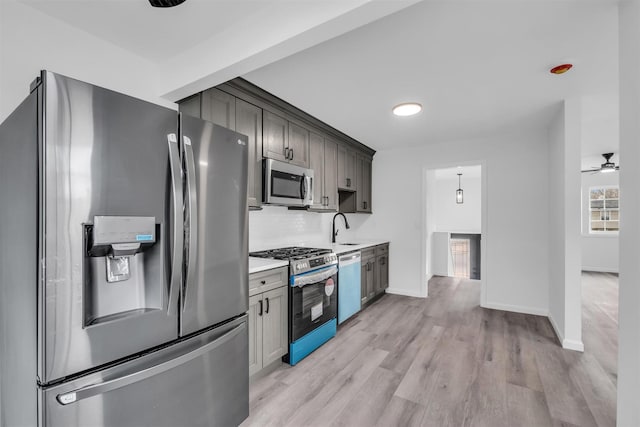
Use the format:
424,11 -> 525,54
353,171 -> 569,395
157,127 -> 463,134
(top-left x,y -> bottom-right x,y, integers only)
20,0 -> 620,157
243,1 -> 620,152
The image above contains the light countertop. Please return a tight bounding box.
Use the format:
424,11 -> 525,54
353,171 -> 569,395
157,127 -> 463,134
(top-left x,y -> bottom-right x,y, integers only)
249,257 -> 289,274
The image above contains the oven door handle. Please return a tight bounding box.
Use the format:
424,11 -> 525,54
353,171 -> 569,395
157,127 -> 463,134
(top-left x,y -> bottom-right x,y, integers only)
292,265 -> 338,287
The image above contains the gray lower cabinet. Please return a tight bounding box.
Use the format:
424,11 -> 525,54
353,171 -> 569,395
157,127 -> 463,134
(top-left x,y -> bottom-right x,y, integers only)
360,248 -> 376,305
361,244 -> 389,306
248,267 -> 288,377
309,132 -> 338,210
236,99 -> 263,209
376,244 -> 389,294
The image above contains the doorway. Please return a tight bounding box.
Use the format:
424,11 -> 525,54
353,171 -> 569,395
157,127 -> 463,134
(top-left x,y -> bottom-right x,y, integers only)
423,162 -> 486,304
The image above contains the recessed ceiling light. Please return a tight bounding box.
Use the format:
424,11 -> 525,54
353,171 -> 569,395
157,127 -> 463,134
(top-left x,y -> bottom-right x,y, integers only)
392,103 -> 422,116
550,63 -> 573,75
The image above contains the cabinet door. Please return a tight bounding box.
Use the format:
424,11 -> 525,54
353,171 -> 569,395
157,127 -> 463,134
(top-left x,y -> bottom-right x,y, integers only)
263,110 -> 288,162
324,139 -> 339,210
201,88 -> 236,130
261,287 -> 288,367
367,258 -> 376,300
376,254 -> 388,294
288,122 -> 310,168
178,93 -> 201,119
360,261 -> 368,305
248,294 -> 263,377
309,132 -> 325,209
236,99 -> 263,209
357,155 -> 372,213
338,145 -> 355,190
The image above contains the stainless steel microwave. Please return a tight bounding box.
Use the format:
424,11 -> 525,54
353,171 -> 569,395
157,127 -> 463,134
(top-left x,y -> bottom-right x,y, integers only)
263,158 -> 314,207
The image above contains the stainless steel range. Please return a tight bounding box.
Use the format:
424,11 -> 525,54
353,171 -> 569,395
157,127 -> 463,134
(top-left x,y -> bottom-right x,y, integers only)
250,247 -> 338,365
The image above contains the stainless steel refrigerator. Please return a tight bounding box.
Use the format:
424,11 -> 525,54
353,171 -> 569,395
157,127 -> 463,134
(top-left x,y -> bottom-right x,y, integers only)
0,71 -> 249,427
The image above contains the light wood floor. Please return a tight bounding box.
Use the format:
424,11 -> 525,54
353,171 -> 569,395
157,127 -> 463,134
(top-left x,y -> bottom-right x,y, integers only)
242,273 -> 618,427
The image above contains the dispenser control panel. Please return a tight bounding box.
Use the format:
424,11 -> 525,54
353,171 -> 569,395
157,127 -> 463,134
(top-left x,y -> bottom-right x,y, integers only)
93,216 -> 156,246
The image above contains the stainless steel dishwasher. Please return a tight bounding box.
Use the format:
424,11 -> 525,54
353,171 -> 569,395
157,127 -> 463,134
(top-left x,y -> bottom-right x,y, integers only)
338,252 -> 362,324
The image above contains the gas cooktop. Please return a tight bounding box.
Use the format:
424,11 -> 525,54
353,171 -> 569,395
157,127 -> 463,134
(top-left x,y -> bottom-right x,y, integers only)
249,246 -> 332,261
250,246 -> 338,275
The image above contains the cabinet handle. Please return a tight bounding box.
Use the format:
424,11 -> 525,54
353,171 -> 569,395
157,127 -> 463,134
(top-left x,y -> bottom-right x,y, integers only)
284,147 -> 290,159
258,300 -> 263,316
289,149 -> 294,160
346,178 -> 351,187
265,297 -> 270,314
260,280 -> 266,285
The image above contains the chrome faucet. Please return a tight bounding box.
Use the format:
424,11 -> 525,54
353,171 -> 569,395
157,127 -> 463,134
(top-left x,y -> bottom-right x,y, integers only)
332,213 -> 350,243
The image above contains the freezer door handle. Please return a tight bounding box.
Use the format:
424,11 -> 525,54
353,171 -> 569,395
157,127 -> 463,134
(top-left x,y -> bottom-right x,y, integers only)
183,136 -> 198,310
56,322 -> 246,406
167,133 -> 183,316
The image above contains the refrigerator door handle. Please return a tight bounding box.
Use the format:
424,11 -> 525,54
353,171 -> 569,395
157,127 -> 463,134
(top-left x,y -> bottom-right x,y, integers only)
55,322 -> 246,406
183,136 -> 198,310
167,134 -> 183,316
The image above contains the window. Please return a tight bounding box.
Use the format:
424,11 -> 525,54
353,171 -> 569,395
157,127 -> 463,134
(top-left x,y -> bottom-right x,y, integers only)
589,186 -> 619,233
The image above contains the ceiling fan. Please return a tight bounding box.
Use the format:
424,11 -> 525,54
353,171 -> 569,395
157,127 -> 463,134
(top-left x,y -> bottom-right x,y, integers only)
581,153 -> 619,174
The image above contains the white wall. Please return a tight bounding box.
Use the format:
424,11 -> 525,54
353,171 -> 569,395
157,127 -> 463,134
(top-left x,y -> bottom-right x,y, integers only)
0,1 -> 173,123
547,99 -> 583,352
361,130 -> 550,312
617,1 -> 640,424
581,171 -> 619,273
434,175 -> 481,233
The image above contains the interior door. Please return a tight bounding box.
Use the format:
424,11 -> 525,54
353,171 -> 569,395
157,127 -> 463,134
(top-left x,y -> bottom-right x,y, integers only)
42,72 -> 180,384
181,115 -> 249,336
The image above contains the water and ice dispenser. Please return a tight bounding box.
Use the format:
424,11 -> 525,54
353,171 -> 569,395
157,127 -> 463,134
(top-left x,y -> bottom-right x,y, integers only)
84,216 -> 164,326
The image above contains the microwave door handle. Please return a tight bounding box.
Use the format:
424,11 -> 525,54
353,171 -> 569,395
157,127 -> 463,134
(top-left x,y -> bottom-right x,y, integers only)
183,136 -> 198,310
300,174 -> 307,199
166,134 -> 183,316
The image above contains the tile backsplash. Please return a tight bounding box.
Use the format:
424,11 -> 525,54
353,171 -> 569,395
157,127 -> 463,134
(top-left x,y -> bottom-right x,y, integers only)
249,206 -> 366,251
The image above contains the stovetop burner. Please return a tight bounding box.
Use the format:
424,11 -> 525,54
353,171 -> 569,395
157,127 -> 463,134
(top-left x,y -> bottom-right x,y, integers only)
249,246 -> 332,260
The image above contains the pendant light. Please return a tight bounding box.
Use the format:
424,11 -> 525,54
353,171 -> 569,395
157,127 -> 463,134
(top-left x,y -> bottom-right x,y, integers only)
456,173 -> 464,204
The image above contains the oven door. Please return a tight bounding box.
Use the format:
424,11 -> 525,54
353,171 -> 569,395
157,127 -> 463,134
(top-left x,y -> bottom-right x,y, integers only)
290,265 -> 338,342
264,158 -> 313,206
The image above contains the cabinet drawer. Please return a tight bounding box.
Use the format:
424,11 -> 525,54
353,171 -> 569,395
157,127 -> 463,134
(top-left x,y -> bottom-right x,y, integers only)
361,247 -> 375,261
249,267 -> 287,296
376,244 -> 388,256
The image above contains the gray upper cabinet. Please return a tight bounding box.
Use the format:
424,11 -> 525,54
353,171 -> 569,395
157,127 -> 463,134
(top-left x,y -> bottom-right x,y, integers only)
263,110 -> 289,163
356,154 -> 372,213
178,93 -> 201,119
202,88 -> 236,130
287,122 -> 310,168
323,138 -> 338,210
309,132 -> 325,209
263,110 -> 310,168
309,132 -> 338,211
236,99 -> 263,209
338,145 -> 357,191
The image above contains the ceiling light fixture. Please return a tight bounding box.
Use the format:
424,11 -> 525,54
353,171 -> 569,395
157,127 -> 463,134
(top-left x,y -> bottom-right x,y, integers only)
392,103 -> 422,116
149,0 -> 186,7
550,63 -> 573,75
456,173 -> 464,204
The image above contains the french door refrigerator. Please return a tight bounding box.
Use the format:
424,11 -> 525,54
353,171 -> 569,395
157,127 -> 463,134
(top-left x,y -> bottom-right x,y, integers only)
0,71 -> 249,427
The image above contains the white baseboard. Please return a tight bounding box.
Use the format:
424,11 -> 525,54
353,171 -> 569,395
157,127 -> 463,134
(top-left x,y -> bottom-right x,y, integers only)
481,301 -> 548,317
548,313 -> 584,352
562,339 -> 585,352
386,287 -> 427,298
582,267 -> 619,274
